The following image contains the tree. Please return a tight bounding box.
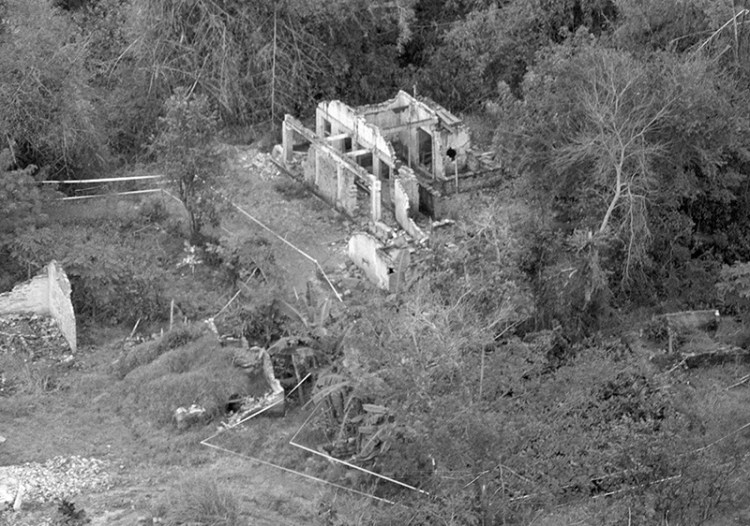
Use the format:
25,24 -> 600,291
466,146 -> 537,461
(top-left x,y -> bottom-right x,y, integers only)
553,46 -> 674,288
497,35 -> 676,321
151,87 -> 222,244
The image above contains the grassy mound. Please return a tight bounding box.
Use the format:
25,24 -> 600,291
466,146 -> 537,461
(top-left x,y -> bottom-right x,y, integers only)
115,332 -> 271,427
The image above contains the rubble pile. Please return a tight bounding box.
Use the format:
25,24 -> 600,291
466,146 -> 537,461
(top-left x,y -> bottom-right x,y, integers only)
0,456 -> 110,506
0,314 -> 69,359
235,149 -> 283,181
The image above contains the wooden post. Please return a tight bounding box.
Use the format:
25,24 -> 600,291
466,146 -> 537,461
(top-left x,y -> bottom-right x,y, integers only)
169,299 -> 175,331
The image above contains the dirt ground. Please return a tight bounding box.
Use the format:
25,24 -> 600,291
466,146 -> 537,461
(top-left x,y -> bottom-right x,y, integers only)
0,145 -> 378,525
215,145 -> 355,296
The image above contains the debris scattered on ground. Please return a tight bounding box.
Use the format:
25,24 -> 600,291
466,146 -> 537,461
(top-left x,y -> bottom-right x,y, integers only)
223,390 -> 284,426
0,456 -> 110,506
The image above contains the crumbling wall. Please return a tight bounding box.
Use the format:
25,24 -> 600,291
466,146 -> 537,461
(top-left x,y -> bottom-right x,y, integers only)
0,261 -> 77,352
394,179 -> 426,242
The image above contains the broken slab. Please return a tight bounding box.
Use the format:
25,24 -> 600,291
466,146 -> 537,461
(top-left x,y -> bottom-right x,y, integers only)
0,261 -> 76,353
348,233 -> 410,292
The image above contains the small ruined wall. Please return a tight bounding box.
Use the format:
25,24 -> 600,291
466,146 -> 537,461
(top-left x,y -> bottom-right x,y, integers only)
48,261 -> 77,353
348,233 -> 391,290
394,179 -> 426,241
0,261 -> 77,352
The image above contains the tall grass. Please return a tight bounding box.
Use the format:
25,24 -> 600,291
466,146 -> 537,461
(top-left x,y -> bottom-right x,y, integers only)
156,475 -> 243,526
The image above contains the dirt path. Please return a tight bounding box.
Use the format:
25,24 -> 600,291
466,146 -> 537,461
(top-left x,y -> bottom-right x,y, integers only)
220,145 -> 354,296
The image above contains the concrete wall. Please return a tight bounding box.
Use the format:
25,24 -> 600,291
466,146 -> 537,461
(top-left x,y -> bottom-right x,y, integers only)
0,261 -> 77,352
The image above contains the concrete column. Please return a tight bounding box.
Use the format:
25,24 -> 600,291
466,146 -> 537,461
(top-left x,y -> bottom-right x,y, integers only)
315,109 -> 324,136
371,179 -> 382,222
282,119 -> 294,165
409,126 -> 418,168
372,154 -> 381,178
432,131 -> 443,180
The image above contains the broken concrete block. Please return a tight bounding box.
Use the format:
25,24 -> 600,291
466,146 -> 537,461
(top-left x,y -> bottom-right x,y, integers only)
174,404 -> 207,430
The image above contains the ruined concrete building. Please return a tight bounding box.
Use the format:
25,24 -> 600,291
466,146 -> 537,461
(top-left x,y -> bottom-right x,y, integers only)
282,90 -> 475,224
281,91 -> 494,291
